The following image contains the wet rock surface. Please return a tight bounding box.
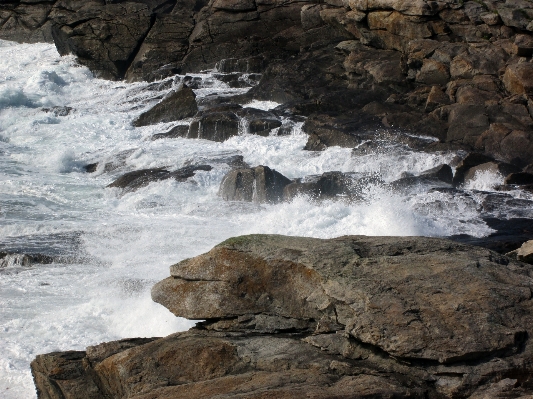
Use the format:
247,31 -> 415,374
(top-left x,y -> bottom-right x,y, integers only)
33,235 -> 533,398
133,84 -> 198,127
4,0 -> 533,166
107,165 -> 212,193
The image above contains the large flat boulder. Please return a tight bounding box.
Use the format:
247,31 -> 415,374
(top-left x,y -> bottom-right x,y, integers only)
153,235 -> 533,364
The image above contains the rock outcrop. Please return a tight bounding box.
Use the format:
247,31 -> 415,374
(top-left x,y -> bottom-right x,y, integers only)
32,235 -> 533,398
3,0 -> 533,165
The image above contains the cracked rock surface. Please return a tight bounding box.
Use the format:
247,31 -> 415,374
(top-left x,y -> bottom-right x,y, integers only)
32,235 -> 533,398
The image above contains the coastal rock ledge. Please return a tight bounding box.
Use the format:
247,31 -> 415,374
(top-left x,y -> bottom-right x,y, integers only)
32,235 -> 533,398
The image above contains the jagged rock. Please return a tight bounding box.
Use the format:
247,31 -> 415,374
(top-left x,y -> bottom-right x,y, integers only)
32,235 -> 533,398
49,1 -> 166,80
475,124 -> 533,167
218,165 -> 292,203
503,63 -> 533,96
107,165 -> 212,193
188,111 -> 240,142
84,149 -> 138,174
0,252 -> 54,268
152,235 -> 533,366
133,85 -> 198,127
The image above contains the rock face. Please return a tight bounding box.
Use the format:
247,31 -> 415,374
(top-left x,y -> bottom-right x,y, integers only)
3,0 -> 533,164
32,235 -> 533,398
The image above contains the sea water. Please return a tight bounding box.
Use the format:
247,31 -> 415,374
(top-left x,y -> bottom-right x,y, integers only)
0,40 -> 532,398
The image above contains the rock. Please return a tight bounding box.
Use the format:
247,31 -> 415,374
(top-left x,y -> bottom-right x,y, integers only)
218,165 -> 292,203
152,235 -> 533,364
463,161 -> 521,186
236,108 -> 282,135
504,172 -> 533,185
0,252 -> 55,268
476,124 -> 533,167
149,125 -> 190,141
188,111 -> 240,142
389,164 -> 453,192
416,59 -> 450,85
0,1 -> 55,43
133,85 -> 198,127
107,165 -> 212,193
33,235 -> 533,398
503,63 -> 533,96
512,34 -> 533,57
452,152 -> 496,186
282,171 -> 358,201
517,240 -> 533,264
49,1 -> 162,80
84,149 -> 138,174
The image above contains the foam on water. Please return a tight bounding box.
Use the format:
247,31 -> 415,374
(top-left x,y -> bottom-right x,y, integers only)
0,40 -> 529,398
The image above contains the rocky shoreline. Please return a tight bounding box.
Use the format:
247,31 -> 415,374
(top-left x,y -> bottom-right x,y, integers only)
32,235 -> 533,398
1,0 -> 533,166
3,0 -> 533,397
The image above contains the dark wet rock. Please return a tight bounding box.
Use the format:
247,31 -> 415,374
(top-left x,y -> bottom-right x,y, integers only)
389,164 -> 453,191
303,113 -> 380,151
188,111 -> 240,142
133,85 -> 198,127
505,172 -> 533,185
84,149 -> 138,174
0,1 -> 55,43
0,252 -> 54,268
236,108 -> 282,135
451,217 -> 533,254
212,72 -> 261,88
218,165 -> 291,204
41,106 -> 73,117
215,57 -> 265,73
107,165 -> 212,193
149,125 -> 189,141
282,171 -> 376,201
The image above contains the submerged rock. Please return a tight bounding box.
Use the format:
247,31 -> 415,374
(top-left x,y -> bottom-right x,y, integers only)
108,165 -> 212,193
133,84 -> 198,127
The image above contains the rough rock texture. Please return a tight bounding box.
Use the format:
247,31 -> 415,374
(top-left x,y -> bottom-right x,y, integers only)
33,235 -> 533,398
133,84 -> 198,127
107,165 -> 212,193
218,165 -> 292,203
4,0 -> 533,165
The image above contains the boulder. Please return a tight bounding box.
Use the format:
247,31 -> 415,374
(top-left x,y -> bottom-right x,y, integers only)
452,152 -> 496,186
107,165 -> 212,193
503,63 -> 533,96
504,172 -> 533,185
153,235 -> 533,368
218,165 -> 292,203
517,240 -> 533,264
149,125 -> 190,141
188,111 -> 240,142
389,164 -> 453,191
236,108 -> 282,135
282,171 -> 356,201
133,85 -> 198,127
